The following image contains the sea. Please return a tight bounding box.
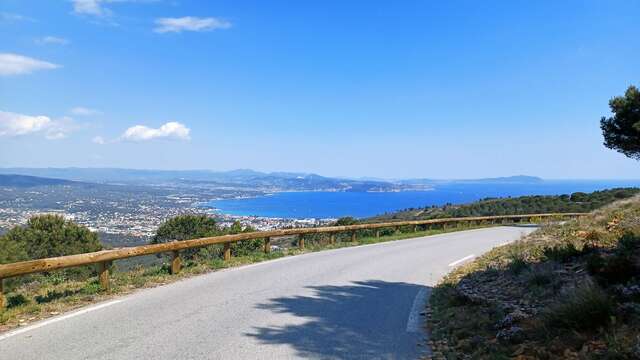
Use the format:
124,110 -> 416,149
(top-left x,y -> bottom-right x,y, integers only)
204,180 -> 640,219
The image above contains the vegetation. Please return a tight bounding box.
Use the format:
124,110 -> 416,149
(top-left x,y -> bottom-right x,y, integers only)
0,212 -> 490,330
151,214 -> 262,259
428,196 -> 640,358
370,188 -> 639,221
601,85 -> 640,160
0,215 -> 102,265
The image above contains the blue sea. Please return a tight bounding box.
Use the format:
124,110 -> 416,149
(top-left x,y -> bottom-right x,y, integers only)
205,180 -> 640,219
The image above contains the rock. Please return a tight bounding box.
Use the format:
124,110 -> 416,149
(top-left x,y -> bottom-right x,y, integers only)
512,344 -> 526,356
621,285 -> 640,299
563,348 -> 578,358
496,326 -> 524,343
470,335 -> 484,346
618,302 -> 640,320
632,336 -> 640,359
498,309 -> 529,328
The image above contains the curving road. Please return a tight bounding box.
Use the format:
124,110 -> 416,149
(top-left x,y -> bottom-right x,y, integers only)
0,226 -> 535,360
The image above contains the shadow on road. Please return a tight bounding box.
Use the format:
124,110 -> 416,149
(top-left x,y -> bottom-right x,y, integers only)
246,280 -> 431,359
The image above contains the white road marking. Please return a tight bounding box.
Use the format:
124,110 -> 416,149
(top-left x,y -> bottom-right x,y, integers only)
406,288 -> 428,333
448,254 -> 475,267
0,299 -> 123,341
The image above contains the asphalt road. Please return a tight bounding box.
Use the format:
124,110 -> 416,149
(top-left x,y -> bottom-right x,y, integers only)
1,226 -> 535,360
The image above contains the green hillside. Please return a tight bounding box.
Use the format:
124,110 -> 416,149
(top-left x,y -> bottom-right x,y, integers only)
427,195 -> 640,358
369,188 -> 639,222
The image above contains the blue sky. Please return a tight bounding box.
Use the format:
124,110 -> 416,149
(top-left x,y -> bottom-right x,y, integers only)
1,0 -> 639,179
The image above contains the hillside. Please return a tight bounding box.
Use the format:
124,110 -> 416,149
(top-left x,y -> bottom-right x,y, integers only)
398,175 -> 544,186
370,188 -> 640,222
427,196 -> 640,358
0,167 -> 409,192
0,174 -> 77,187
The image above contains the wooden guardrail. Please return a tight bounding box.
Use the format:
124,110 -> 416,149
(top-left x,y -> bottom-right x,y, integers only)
0,213 -> 584,307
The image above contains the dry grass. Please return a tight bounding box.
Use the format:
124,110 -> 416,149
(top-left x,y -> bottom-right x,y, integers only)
428,195 -> 640,359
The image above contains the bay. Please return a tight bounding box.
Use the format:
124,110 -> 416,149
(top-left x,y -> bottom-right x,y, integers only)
205,180 -> 640,219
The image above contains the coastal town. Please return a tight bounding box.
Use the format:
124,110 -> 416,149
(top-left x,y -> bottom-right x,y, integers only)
0,184 -> 335,245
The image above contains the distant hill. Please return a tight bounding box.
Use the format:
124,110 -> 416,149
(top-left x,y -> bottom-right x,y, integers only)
0,174 -> 77,187
398,175 -> 543,186
0,167 -> 400,192
0,168 -> 550,192
456,175 -> 544,184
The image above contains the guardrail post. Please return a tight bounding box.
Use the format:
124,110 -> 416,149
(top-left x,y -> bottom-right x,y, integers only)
98,261 -> 112,291
351,231 -> 357,242
299,235 -> 305,250
223,243 -> 231,261
375,229 -> 380,238
264,237 -> 271,253
0,278 -> 5,309
170,251 -> 181,275
330,233 -> 335,245
442,222 -> 447,231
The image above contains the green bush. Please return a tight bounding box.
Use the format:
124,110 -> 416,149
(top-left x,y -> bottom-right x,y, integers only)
0,215 -> 102,266
543,283 -> 613,331
543,243 -> 584,263
507,245 -> 529,274
334,217 -> 359,226
226,221 -> 262,256
524,265 -> 554,287
6,293 -> 29,308
617,232 -> 639,256
598,255 -> 635,285
586,253 -> 606,275
152,215 -> 261,260
508,257 -> 528,274
35,289 -> 76,304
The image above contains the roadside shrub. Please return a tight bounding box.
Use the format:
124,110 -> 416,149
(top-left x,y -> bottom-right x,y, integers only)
586,253 -> 606,275
81,281 -> 102,295
543,283 -> 613,331
232,239 -> 263,256
434,284 -> 473,307
6,293 -> 29,308
543,243 -> 584,263
334,217 -> 358,226
617,232 -> 639,256
35,289 -> 76,304
508,257 -> 528,274
152,215 -> 221,260
599,255 -> 636,285
0,235 -> 28,264
0,215 -> 102,264
152,216 -> 261,260
524,264 -> 555,287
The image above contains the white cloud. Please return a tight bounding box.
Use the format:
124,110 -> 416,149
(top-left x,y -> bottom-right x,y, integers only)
154,17 -> 231,33
36,36 -> 70,45
92,136 -> 106,144
72,0 -> 159,19
70,107 -> 101,116
0,12 -> 35,23
121,121 -> 191,141
0,111 -> 77,139
72,0 -> 111,17
0,53 -> 60,76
